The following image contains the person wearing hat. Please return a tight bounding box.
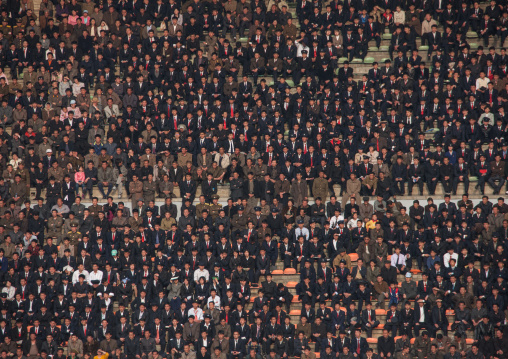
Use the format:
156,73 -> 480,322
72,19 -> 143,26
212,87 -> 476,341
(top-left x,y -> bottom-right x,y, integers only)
398,272 -> 417,303
431,299 -> 448,337
331,246 -> 352,270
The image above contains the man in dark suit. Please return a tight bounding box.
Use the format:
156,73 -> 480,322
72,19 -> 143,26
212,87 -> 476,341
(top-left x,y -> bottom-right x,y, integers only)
336,330 -> 350,353
408,158 -> 424,195
229,331 -> 246,359
360,302 -> 380,338
452,158 -> 469,195
412,299 -> 430,337
179,174 -> 197,203
377,329 -> 395,358
391,157 -> 407,195
384,304 -> 400,337
343,28 -> 356,61
475,155 -> 491,195
430,299 -> 448,337
350,329 -> 368,356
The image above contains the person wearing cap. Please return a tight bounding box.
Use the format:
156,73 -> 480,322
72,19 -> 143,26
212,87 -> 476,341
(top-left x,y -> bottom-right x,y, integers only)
398,272 -> 416,302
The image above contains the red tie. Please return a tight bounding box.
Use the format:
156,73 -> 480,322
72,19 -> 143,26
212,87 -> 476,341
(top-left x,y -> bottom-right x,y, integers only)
357,339 -> 361,354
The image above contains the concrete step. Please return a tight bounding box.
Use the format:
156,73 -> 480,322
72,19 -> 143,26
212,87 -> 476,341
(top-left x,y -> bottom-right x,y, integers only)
50,181 -> 496,206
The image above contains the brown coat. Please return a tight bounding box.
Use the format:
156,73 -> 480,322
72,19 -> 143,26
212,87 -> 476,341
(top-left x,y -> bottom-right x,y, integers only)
129,181 -> 143,202
490,161 -> 505,177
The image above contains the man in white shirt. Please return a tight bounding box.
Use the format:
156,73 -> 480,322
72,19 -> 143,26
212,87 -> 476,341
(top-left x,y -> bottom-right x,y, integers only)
443,247 -> 459,268
89,264 -> 104,288
295,220 -> 310,240
72,264 -> 90,284
390,246 -> 407,275
188,300 -> 204,321
193,262 -> 210,283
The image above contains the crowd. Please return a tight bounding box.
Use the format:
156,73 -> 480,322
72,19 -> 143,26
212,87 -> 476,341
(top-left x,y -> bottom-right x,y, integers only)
0,0 -> 507,358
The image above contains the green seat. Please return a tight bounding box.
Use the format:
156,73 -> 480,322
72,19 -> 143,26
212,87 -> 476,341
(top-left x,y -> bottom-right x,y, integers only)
469,176 -> 478,182
418,45 -> 429,51
363,57 -> 375,64
428,128 -> 440,134
466,31 -> 478,38
286,80 -> 295,87
284,130 -> 289,136
239,37 -> 249,43
380,57 -> 390,63
469,43 -> 479,49
18,73 -> 24,80
379,45 -> 389,51
351,58 -> 363,63
382,33 -> 392,40
338,57 -> 348,63
368,46 -> 379,51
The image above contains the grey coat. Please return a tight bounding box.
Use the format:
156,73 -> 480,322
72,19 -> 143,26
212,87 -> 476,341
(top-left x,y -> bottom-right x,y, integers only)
98,167 -> 114,182
290,180 -> 308,207
400,280 -> 418,300
167,282 -> 182,299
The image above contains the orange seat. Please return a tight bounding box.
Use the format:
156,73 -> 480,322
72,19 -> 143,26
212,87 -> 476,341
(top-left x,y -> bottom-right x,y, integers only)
466,338 -> 474,344
349,253 -> 359,262
367,338 -> 378,344
57,246 -> 60,251
375,309 -> 386,315
377,324 -> 384,329
272,270 -> 284,275
446,310 -> 455,316
397,282 -> 402,288
410,269 -> 422,274
284,268 -> 297,274
410,338 -> 415,344
289,310 -> 301,316
387,255 -> 392,261
151,257 -> 155,262
291,296 -> 301,303
287,281 -> 298,288
315,353 -> 320,358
